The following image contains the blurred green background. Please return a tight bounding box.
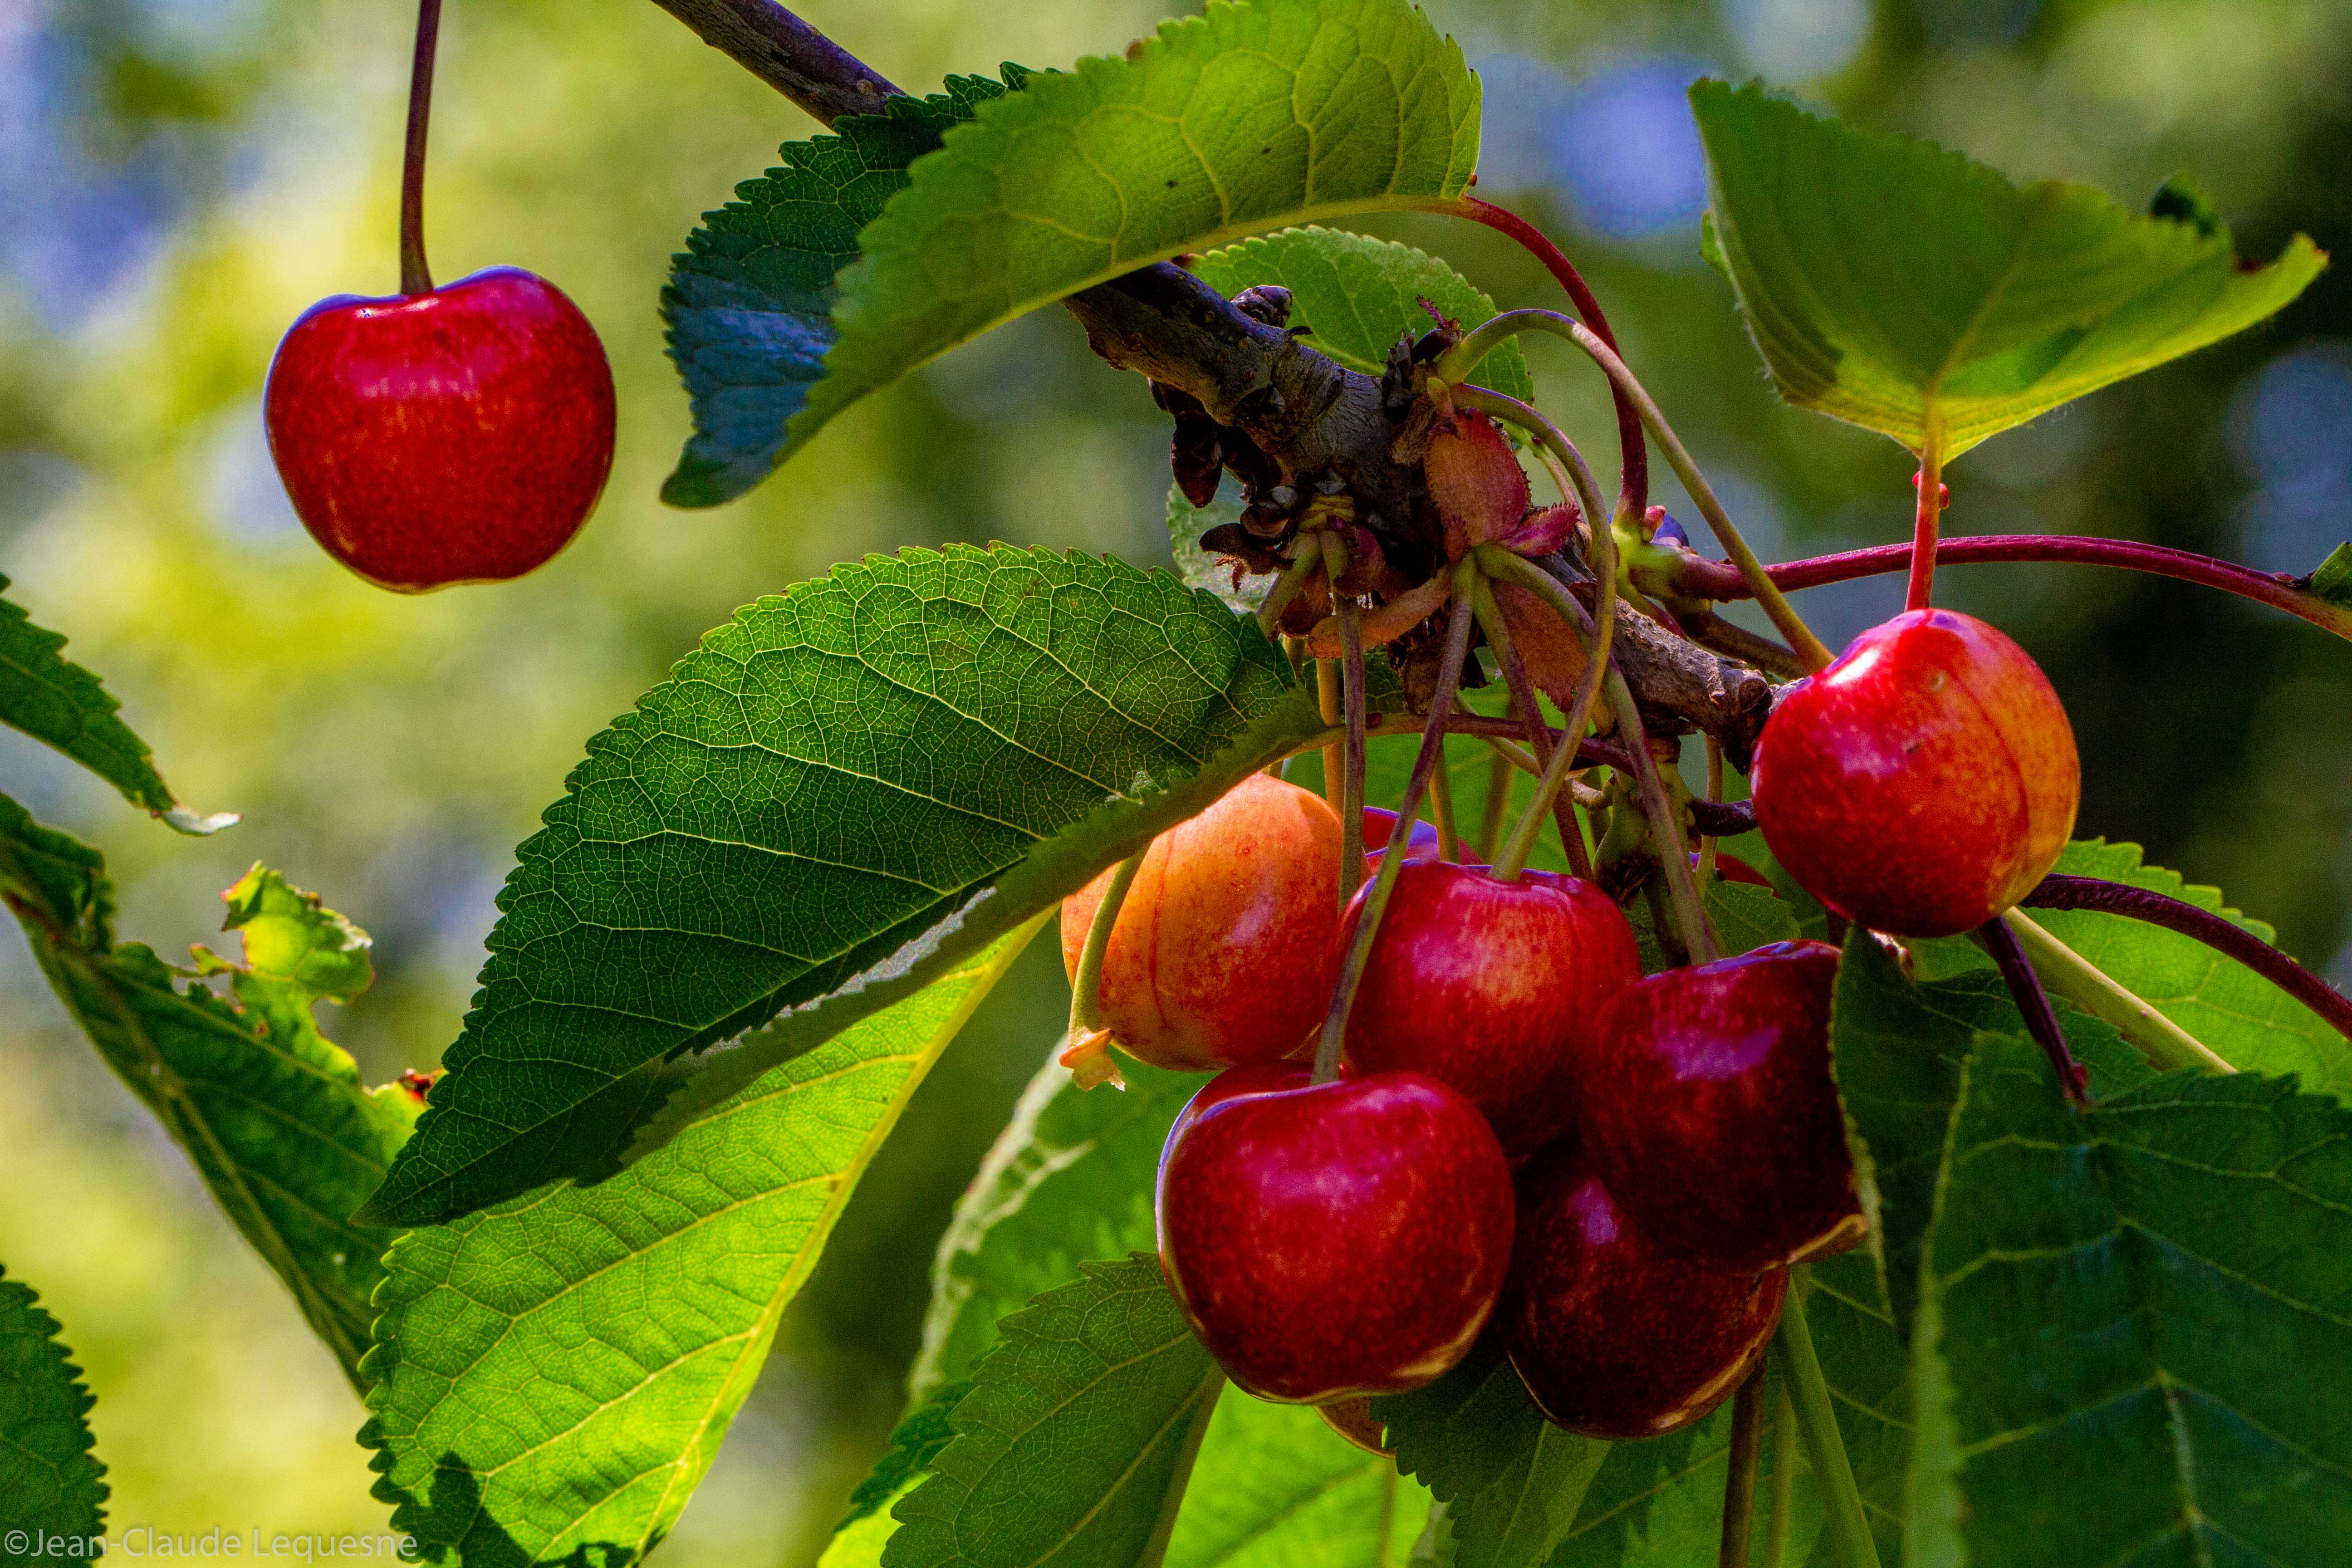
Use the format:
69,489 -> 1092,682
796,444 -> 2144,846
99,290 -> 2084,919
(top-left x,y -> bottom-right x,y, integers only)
3,0 -> 2347,1560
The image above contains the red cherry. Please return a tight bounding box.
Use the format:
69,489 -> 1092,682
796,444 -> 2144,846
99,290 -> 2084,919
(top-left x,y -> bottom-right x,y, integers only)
1362,807 -> 1442,869
1062,774 -> 1341,1073
265,267 -> 617,592
1338,862 -> 1640,1156
1582,940 -> 1864,1273
1501,1142 -> 1784,1438
1751,609 -> 2078,937
1156,1073 -> 1514,1403
1160,1060 -> 1317,1165
1693,851 -> 1774,891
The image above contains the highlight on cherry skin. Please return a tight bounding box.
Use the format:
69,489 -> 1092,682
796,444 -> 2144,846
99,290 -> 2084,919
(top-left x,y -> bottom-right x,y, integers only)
1581,939 -> 1865,1274
1156,1070 -> 1515,1404
1752,607 -> 2080,938
265,266 -> 617,592
1060,772 -> 1342,1079
1338,859 -> 1642,1157
1502,1139 -> 1787,1440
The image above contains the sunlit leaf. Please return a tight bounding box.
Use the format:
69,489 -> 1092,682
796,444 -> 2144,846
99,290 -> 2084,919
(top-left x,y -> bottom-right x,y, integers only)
0,1264 -> 108,1555
1692,79 -> 2325,459
792,0 -> 1482,467
1167,1394 -> 1431,1568
360,924 -> 1039,1567
2308,542 -> 2352,609
1,798 -> 416,1389
363,545 -> 1331,1228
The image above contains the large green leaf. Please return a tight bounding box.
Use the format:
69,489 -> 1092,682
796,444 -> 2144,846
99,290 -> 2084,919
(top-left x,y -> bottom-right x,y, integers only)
1905,1034 -> 2352,1565
660,70 -> 1028,507
1167,1394 -> 1431,1568
364,545 -> 1329,1228
0,1265 -> 108,1557
359,922 -> 1041,1567
1,796 -> 417,1389
791,0 -> 1482,466
911,1046 -> 1204,1402
1907,839 -> 2352,1100
0,574 -> 230,834
884,1256 -> 1224,1568
1691,80 -> 2325,459
1191,227 -> 1532,403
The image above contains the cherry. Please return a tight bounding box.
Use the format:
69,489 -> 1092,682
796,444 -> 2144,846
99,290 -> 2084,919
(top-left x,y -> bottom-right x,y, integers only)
1160,1060 -> 1317,1165
1581,940 -> 1864,1273
1695,850 -> 1774,891
1062,773 -> 1341,1075
1362,806 -> 1442,868
1501,1141 -> 1784,1439
266,269 -> 617,591
1338,861 -> 1641,1156
1156,1073 -> 1514,1403
1751,608 -> 2078,938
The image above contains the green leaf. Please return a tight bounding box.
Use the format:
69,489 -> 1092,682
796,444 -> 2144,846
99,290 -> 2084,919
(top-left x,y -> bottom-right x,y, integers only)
2307,541 -> 2352,609
1625,877 -> 1800,974
884,1255 -> 1224,1568
360,922 -> 1039,1567
1191,227 -> 1533,403
1906,1034 -> 2352,1565
793,0 -> 1482,466
364,544 -> 1330,1228
1374,1337 -> 1607,1568
1166,1393 -> 1432,1568
0,574 -> 232,834
0,1265 -> 108,1556
1,798 -> 417,1389
660,70 -> 1028,507
843,1382 -> 975,1531
1908,839 -> 2352,1101
1830,928 -> 2153,1341
1691,79 -> 2326,459
911,1045 -> 1204,1403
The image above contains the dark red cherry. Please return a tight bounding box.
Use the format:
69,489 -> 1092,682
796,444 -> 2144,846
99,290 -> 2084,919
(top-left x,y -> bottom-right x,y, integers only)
1582,940 -> 1864,1273
1502,1142 -> 1784,1438
1751,609 -> 2078,937
1157,1073 -> 1514,1403
1338,862 -> 1641,1156
1159,1060 -> 1316,1168
1694,851 -> 1775,891
1362,807 -> 1442,868
265,267 -> 616,591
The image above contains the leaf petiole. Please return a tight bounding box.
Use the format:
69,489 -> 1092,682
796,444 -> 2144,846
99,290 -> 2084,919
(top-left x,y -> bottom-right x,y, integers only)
1720,1367 -> 1768,1568
1776,1272 -> 1882,1568
2001,910 -> 2234,1075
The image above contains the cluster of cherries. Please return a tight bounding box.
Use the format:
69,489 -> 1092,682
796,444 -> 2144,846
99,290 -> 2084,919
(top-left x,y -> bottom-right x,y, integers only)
1065,589 -> 2082,1443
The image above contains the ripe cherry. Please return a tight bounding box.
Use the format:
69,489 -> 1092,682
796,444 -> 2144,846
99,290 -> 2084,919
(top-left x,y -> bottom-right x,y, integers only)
1751,609 -> 2078,937
1157,1072 -> 1514,1403
1501,1142 -> 1784,1439
1362,807 -> 1441,869
1581,940 -> 1864,1274
1338,862 -> 1641,1156
266,269 -> 617,591
1062,773 -> 1341,1076
1160,1060 -> 1317,1165
1695,850 -> 1774,891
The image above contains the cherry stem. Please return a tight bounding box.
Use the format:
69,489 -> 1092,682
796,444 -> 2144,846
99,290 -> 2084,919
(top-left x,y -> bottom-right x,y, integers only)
399,0 -> 443,296
1776,1273 -> 1883,1568
1068,849 -> 1144,1038
1468,575 -> 1589,883
1720,1367 -> 1767,1568
1312,581 -> 1477,1085
1699,735 -> 1724,884
1441,196 -> 1648,517
1907,422 -> 1945,612
1681,535 -> 2352,646
2021,876 -> 2352,1046
1253,545 -> 1321,638
1766,1384 -> 1797,1568
1477,549 -> 1614,883
1476,699 -> 1516,863
1975,913 -> 2091,1104
1428,750 -> 1461,863
1324,531 -> 1369,901
2001,910 -> 2234,1076
1441,314 -> 1835,671
1317,655 -> 1345,851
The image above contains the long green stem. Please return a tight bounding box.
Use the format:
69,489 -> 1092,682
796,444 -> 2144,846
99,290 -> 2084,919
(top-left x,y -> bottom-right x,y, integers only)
1429,750 -> 1461,863
1469,576 -> 1588,879
1720,1367 -> 1767,1568
1479,550 -> 1614,882
1330,534 -> 1370,902
1442,311 -> 1834,671
1317,655 -> 1344,850
1766,1384 -> 1796,1568
1069,850 -> 1145,1037
1313,581 -> 1477,1083
1254,545 -> 1322,638
1477,698 -> 1517,862
1777,1273 -> 1882,1568
2002,910 -> 2234,1074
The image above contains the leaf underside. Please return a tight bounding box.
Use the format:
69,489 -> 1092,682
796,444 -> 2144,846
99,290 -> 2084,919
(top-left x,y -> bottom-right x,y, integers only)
360,924 -> 1039,1568
789,0 -> 1482,470
660,70 -> 1028,508
0,1264 -> 109,1551
1691,79 -> 2326,458
365,544 -> 1329,1228
0,796 -> 414,1389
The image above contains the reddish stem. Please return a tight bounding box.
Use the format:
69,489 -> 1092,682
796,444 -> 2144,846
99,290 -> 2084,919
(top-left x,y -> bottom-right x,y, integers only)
1679,535 -> 2352,643
1907,431 -> 1943,612
2021,876 -> 2352,1046
1450,196 -> 1648,518
1978,913 -> 2090,1103
399,0 -> 443,295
